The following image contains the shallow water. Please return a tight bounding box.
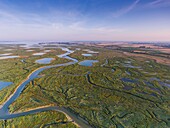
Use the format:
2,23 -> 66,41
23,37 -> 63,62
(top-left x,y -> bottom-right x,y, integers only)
150,77 -> 160,81
0,53 -> 12,56
82,54 -> 92,57
123,85 -> 133,90
83,49 -> 99,54
35,58 -> 54,64
44,50 -> 51,52
145,81 -> 154,87
111,68 -> 116,73
123,64 -> 141,69
33,53 -> 46,56
76,48 -> 81,50
4,49 -> 13,51
150,93 -> 157,97
0,81 -> 13,90
150,78 -> 170,88
159,82 -> 170,88
121,78 -> 137,83
21,59 -> 26,63
79,60 -> 98,66
0,56 -> 19,60
125,71 -> 131,75
124,61 -> 131,64
88,51 -> 99,54
26,50 -> 34,52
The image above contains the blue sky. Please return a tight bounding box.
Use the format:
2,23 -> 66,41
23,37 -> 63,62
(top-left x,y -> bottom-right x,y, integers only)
0,0 -> 170,41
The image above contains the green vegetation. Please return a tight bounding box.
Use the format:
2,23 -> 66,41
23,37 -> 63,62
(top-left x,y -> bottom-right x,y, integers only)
0,46 -> 68,104
0,44 -> 170,128
0,111 -> 77,128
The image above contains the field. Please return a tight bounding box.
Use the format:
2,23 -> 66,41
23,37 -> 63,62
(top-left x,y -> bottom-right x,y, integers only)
0,42 -> 170,128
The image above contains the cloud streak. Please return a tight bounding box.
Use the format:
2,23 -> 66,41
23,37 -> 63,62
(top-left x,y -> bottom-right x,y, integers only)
146,0 -> 170,8
0,9 -> 21,24
112,0 -> 140,18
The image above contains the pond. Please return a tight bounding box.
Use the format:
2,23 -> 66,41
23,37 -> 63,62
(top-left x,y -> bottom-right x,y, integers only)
88,51 -> 99,54
124,61 -> 131,64
121,78 -> 137,83
111,69 -> 115,73
0,53 -> 12,56
35,58 -> 54,64
159,82 -> 170,88
0,56 -> 20,60
26,50 -> 34,52
125,71 -> 131,75
76,48 -> 81,50
78,60 -> 99,67
150,77 -> 170,88
82,54 -> 92,57
33,53 -> 46,56
123,85 -> 133,90
83,49 -> 99,54
4,49 -> 13,51
0,81 -> 13,90
44,50 -> 51,52
123,64 -> 141,69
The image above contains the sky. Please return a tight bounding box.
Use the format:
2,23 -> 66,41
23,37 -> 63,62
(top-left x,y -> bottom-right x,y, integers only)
0,0 -> 170,42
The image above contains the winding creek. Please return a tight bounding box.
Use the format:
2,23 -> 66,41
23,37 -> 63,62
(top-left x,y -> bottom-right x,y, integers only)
0,47 -> 91,128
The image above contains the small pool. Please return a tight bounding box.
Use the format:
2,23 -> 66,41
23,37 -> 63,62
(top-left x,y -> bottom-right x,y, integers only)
123,85 -> 133,90
82,54 -> 92,57
88,51 -> 99,54
78,60 -> 98,67
125,71 -> 131,75
159,82 -> 170,88
0,56 -> 19,60
35,58 -> 54,64
0,81 -> 13,90
26,50 -> 34,52
76,48 -> 81,50
33,53 -> 46,56
121,78 -> 137,83
44,50 -> 51,52
111,69 -> 115,73
4,49 -> 13,51
0,53 -> 12,56
123,64 -> 141,69
83,49 -> 99,54
124,61 -> 131,64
